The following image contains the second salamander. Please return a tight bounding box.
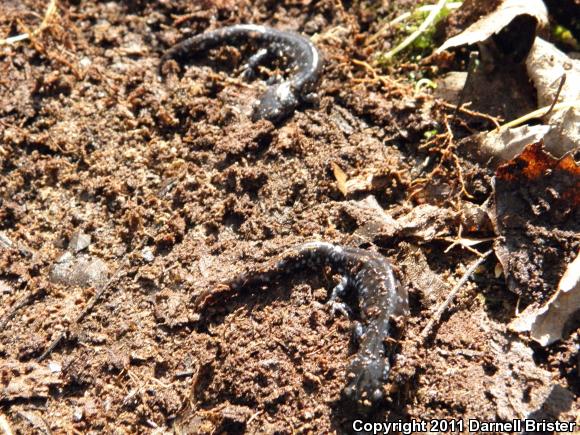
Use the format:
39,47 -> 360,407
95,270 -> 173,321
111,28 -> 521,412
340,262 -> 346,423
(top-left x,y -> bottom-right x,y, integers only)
199,242 -> 409,410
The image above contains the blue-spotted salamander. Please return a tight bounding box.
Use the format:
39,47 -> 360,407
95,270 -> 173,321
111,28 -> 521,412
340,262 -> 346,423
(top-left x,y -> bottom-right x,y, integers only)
197,241 -> 409,411
160,24 -> 322,122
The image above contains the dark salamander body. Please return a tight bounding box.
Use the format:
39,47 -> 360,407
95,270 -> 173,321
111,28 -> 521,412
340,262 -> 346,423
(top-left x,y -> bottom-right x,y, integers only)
198,242 -> 409,411
160,24 -> 322,122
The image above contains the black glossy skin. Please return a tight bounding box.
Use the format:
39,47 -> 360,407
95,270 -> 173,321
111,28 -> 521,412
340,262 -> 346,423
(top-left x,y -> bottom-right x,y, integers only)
213,241 -> 409,411
159,24 -> 322,122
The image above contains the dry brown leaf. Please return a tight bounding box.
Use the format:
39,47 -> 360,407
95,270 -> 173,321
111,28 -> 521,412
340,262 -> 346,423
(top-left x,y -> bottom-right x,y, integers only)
492,141 -> 580,301
468,124 -> 551,164
437,0 -> 548,53
525,37 -> 580,156
510,251 -> 580,345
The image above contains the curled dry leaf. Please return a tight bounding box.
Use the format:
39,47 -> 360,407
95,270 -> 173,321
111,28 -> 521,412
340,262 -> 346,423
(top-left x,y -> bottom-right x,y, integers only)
331,164 -> 398,197
458,36 -> 579,164
526,38 -> 580,109
342,196 -> 457,242
465,124 -> 552,165
525,37 -> 580,157
510,251 -> 580,345
437,0 -> 548,53
492,142 -> 580,302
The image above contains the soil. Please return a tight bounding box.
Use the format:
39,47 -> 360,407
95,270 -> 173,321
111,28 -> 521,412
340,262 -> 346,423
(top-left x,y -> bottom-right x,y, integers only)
0,0 -> 578,434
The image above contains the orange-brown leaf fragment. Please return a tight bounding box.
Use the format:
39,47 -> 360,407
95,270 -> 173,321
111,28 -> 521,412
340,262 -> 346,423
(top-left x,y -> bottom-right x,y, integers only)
495,141 -> 580,208
493,141 -> 579,302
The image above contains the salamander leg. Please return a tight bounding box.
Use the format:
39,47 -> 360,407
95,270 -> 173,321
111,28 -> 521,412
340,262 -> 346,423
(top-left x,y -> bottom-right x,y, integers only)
241,48 -> 269,80
327,275 -> 351,317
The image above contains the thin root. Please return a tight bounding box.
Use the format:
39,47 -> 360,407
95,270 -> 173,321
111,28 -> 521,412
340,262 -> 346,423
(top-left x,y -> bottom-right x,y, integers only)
421,250 -> 493,341
439,101 -> 502,128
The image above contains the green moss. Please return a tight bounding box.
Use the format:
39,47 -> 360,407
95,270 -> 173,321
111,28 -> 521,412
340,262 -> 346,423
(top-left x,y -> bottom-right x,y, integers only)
423,129 -> 439,139
375,1 -> 463,66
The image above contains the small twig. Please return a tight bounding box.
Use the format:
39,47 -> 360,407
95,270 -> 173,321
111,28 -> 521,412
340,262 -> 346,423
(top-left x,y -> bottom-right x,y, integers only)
543,73 -> 567,119
421,250 -> 493,341
439,101 -> 502,128
382,0 -> 449,61
0,286 -> 42,331
247,410 -> 263,426
497,100 -> 580,131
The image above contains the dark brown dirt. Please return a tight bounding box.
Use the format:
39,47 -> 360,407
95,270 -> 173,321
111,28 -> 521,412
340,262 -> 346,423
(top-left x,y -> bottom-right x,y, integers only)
0,0 -> 578,433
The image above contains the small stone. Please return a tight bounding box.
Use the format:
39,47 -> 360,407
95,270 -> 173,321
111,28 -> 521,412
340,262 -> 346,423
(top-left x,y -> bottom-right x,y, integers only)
48,361 -> 62,373
79,57 -> 92,68
50,254 -> 109,287
142,247 -> 154,262
55,251 -> 73,264
73,407 -> 84,422
68,231 -> 91,253
0,281 -> 14,294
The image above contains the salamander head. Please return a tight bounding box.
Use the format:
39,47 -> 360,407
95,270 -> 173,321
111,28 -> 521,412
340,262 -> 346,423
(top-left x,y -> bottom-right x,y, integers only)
252,82 -> 299,122
343,354 -> 389,410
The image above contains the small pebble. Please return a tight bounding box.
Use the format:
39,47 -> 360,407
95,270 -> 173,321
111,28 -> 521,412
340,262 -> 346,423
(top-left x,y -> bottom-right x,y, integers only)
68,231 -> 91,253
142,247 -> 155,262
73,407 -> 84,422
48,361 -> 62,373
50,253 -> 109,287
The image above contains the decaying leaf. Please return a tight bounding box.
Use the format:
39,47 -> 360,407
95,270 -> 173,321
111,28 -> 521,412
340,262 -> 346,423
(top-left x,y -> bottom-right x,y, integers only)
492,142 -> 580,302
510,251 -> 580,345
464,124 -> 552,165
457,36 -> 579,165
525,37 -> 580,157
342,196 -> 457,242
495,142 -> 579,207
332,165 -> 398,196
437,0 -> 548,54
